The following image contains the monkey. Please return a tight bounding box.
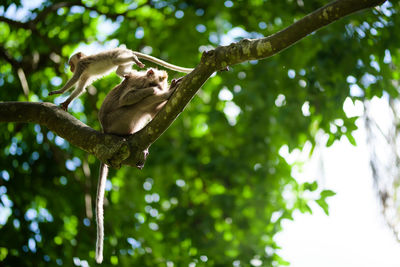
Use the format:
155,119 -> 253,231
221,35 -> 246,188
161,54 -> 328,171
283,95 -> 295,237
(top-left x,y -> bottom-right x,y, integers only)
95,68 -> 181,264
49,47 -> 193,111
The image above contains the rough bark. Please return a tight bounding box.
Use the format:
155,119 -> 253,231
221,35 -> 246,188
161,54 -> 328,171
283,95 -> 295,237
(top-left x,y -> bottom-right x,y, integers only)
0,102 -> 129,167
0,0 -> 387,169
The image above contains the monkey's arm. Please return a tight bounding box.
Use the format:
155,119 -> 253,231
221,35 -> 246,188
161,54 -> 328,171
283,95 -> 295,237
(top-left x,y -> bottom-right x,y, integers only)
60,75 -> 89,111
49,62 -> 85,95
118,87 -> 157,107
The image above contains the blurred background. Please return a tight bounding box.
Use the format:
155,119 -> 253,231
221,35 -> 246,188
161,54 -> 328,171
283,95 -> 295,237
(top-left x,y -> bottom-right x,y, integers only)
0,0 -> 399,266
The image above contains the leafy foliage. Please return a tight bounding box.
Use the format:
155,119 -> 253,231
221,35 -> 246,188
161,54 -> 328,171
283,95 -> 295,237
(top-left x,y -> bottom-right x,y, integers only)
0,0 -> 398,266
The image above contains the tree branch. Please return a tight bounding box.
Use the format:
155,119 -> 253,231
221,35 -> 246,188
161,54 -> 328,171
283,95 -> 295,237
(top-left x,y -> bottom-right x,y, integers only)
131,0 -> 387,149
0,16 -> 32,30
0,102 -> 131,168
32,1 -> 81,23
0,45 -> 30,98
0,0 -> 387,169
0,45 -> 20,68
211,0 -> 387,70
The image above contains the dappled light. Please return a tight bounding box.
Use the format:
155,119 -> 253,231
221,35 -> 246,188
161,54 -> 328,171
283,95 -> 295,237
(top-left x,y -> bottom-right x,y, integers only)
0,0 -> 398,266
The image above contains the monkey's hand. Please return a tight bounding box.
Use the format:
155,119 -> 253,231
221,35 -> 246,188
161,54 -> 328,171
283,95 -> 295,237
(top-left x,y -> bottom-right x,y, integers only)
170,77 -> 183,90
166,78 -> 183,99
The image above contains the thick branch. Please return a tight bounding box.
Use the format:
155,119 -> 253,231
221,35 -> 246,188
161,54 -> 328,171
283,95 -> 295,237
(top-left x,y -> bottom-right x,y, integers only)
0,102 -> 130,168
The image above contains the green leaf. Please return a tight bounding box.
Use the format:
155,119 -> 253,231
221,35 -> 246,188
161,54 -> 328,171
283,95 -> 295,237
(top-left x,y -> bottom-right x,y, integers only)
316,190 -> 336,215
320,189 -> 336,198
316,198 -> 330,215
303,181 -> 318,191
346,132 -> 357,146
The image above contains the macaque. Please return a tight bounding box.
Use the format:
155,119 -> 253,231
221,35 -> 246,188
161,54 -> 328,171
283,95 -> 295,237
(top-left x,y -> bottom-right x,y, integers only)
95,68 -> 181,264
49,47 -> 192,111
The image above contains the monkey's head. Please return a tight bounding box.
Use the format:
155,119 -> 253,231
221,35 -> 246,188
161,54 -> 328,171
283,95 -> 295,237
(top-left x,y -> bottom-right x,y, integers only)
123,68 -> 168,90
68,52 -> 86,72
146,68 -> 168,89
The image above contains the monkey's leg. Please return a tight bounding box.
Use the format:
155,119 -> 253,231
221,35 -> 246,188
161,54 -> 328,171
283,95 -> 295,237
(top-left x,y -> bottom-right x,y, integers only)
60,76 -> 89,111
49,63 -> 84,95
116,64 -> 133,77
114,55 -> 145,68
119,87 -> 156,107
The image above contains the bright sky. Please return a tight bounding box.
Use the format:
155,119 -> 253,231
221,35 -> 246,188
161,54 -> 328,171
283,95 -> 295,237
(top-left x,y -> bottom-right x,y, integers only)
276,97 -> 400,267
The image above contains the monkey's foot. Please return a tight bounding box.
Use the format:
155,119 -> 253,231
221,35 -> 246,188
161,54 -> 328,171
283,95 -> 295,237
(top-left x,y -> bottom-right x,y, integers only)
60,101 -> 70,111
134,59 -> 145,68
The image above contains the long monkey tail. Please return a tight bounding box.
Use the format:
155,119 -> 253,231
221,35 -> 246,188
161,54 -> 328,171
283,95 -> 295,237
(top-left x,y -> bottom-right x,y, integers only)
96,163 -> 109,264
134,51 -> 194,74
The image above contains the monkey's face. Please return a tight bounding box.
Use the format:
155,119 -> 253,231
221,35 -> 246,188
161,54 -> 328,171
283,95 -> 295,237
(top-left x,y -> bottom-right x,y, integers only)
68,52 -> 85,73
146,69 -> 168,90
123,68 -> 168,90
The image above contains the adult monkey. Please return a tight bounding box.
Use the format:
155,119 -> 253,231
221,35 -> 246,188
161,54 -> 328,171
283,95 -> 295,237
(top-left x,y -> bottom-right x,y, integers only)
95,68 -> 182,263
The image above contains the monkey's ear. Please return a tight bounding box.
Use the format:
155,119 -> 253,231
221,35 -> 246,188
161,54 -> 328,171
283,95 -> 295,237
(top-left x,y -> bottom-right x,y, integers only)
77,52 -> 84,59
146,69 -> 154,76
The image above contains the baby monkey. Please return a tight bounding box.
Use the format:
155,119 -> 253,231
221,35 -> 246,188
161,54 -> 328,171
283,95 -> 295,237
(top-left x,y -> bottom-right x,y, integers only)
95,68 -> 181,263
49,48 -> 192,111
